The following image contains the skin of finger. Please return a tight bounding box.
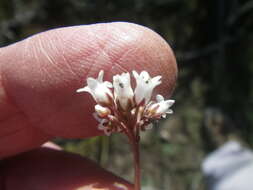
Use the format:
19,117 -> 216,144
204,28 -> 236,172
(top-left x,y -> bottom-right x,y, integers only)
1,147 -> 133,190
0,22 -> 177,157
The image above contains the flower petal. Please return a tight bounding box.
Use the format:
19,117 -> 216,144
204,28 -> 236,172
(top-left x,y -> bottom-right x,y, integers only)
133,70 -> 162,105
166,109 -> 173,114
104,128 -> 112,136
76,86 -> 91,93
151,76 -> 162,84
97,70 -> 104,82
104,81 -> 113,88
93,112 -> 102,122
113,72 -> 134,110
156,94 -> 164,102
132,70 -> 139,79
146,98 -> 175,118
165,100 -> 175,107
140,71 -> 150,81
87,78 -> 99,90
78,70 -> 113,105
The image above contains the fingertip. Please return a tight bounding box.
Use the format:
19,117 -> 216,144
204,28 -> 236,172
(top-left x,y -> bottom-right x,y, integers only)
0,22 -> 177,139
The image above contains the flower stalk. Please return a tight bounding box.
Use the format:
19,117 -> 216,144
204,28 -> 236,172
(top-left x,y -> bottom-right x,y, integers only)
132,139 -> 141,190
77,70 -> 175,190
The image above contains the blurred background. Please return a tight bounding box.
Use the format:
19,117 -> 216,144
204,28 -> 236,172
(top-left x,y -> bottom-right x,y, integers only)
1,0 -> 253,189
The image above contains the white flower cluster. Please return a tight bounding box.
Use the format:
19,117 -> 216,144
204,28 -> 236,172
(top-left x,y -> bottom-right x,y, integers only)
77,70 -> 175,136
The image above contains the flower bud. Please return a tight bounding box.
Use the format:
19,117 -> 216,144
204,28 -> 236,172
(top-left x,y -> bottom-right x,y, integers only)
95,104 -> 111,117
146,95 -> 175,118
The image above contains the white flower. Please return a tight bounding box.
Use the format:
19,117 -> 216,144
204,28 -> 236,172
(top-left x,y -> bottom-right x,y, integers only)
147,94 -> 175,118
76,70 -> 113,105
113,72 -> 134,110
98,119 -> 111,136
95,104 -> 111,117
77,70 -> 175,136
132,70 -> 162,105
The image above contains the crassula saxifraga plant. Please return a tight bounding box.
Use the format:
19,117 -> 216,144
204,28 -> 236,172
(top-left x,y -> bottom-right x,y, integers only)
77,70 -> 175,190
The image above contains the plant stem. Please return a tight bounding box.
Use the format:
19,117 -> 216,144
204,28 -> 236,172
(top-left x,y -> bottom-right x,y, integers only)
132,139 -> 141,190
125,128 -> 141,190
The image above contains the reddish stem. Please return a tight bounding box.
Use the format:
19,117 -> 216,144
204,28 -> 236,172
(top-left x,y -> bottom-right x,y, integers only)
132,139 -> 141,190
123,123 -> 141,190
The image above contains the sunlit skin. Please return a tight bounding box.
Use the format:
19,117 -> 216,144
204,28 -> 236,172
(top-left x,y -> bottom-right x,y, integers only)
0,22 -> 177,189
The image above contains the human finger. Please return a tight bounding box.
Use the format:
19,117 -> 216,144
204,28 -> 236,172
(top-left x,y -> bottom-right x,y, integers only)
0,22 -> 177,158
1,146 -> 133,190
